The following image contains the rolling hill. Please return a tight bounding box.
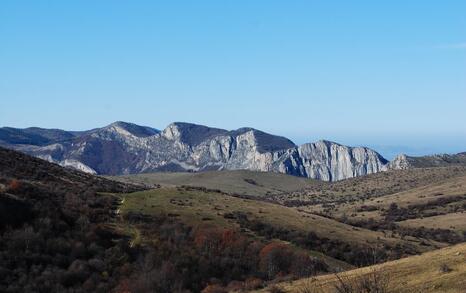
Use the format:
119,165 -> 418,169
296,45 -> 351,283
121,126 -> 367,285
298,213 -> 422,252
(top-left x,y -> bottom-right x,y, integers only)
0,147 -> 143,292
255,243 -> 466,293
2,145 -> 465,292
112,169 -> 320,196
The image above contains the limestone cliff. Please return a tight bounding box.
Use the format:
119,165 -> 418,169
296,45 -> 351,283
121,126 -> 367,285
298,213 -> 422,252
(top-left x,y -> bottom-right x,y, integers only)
0,121 -> 397,181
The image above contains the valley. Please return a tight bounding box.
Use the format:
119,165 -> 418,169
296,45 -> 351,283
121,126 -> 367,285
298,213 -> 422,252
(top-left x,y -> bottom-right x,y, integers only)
112,163 -> 466,292
1,146 -> 465,292
2,1 -> 465,292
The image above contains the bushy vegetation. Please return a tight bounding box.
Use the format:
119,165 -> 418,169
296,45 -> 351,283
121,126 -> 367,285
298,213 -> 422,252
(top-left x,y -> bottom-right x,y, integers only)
346,202 -> 466,245
0,148 -> 329,292
0,147 -> 142,292
123,212 -> 328,292
383,197 -> 466,222
0,179 -> 137,292
225,211 -> 411,267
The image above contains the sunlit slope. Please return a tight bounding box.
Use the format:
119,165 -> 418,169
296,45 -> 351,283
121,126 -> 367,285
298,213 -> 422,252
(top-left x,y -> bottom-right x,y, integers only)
113,170 -> 319,196
307,173 -> 466,222
120,187 -> 437,255
255,243 -> 466,293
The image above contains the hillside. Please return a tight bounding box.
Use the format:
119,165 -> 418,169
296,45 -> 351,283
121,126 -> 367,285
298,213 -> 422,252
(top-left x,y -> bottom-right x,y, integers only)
110,163 -> 466,292
112,170 -> 320,196
255,243 -> 466,293
114,166 -> 466,204
2,146 -> 465,292
0,148 -> 388,292
0,147 -> 144,292
120,186 -> 445,264
0,147 -> 141,193
398,152 -> 466,168
271,166 -> 466,206
116,167 -> 466,250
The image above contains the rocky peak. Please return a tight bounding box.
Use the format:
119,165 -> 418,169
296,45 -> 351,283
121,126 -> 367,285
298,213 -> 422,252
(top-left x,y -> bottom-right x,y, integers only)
3,121 -> 440,181
230,128 -> 296,153
103,121 -> 159,138
162,122 -> 228,146
161,123 -> 183,140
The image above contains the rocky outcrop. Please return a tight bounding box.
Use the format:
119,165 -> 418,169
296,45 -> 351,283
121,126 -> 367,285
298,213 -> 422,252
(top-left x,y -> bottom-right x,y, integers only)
297,140 -> 388,181
0,121 -> 395,181
387,152 -> 466,169
386,154 -> 412,170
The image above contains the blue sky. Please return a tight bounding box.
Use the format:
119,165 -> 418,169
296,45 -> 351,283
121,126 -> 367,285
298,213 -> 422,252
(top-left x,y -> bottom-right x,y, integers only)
1,1 -> 465,158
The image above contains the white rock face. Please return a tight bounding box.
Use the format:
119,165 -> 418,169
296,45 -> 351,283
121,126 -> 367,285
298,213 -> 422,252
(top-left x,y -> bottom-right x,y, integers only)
161,123 -> 182,140
1,121 -> 395,181
297,141 -> 388,181
61,159 -> 97,174
386,154 -> 412,170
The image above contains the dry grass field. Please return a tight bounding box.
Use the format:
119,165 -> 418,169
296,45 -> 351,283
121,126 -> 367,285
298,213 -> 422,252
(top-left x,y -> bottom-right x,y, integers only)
254,243 -> 466,293
112,170 -> 319,196
270,166 -> 466,206
397,212 -> 466,234
303,173 -> 466,221
119,187 -> 443,271
114,167 -> 466,291
112,167 -> 466,207
120,187 -> 435,249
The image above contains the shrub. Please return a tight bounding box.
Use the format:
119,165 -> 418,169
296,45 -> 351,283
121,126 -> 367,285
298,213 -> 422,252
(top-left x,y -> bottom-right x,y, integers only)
244,277 -> 264,290
7,179 -> 21,191
259,243 -> 293,279
333,267 -> 391,293
439,264 -> 452,273
202,284 -> 227,293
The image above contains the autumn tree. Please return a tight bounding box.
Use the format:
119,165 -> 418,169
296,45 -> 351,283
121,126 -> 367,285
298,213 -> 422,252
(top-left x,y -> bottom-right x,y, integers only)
259,242 -> 293,279
7,179 -> 21,191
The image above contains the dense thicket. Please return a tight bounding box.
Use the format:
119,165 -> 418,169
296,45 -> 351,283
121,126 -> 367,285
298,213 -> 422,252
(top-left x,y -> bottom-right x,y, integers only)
0,147 -> 143,292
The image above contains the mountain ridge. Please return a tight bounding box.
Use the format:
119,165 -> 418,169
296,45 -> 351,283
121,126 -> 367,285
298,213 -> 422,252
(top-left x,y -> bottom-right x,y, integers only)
1,121 -> 464,181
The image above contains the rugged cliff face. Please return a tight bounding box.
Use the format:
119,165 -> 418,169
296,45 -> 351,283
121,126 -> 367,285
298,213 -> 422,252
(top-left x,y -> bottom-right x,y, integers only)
297,141 -> 388,181
0,121 -> 393,181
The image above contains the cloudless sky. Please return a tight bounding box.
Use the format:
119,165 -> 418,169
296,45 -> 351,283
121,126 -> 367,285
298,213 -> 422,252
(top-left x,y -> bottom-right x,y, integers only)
1,1 -> 465,158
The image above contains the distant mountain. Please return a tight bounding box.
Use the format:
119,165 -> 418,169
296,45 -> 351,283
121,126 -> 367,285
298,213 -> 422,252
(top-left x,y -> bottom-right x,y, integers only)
0,121 -> 436,181
389,152 -> 466,169
0,127 -> 77,146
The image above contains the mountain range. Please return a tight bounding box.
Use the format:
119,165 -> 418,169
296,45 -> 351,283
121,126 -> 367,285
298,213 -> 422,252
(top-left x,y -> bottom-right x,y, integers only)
1,121 -> 464,181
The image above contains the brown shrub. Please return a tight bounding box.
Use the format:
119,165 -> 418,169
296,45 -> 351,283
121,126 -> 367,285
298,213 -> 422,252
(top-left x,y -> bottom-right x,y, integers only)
244,277 -> 264,290
202,284 -> 227,293
7,179 -> 21,191
333,267 -> 391,293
